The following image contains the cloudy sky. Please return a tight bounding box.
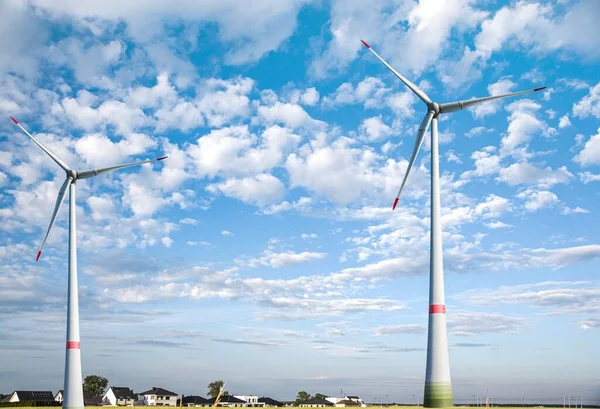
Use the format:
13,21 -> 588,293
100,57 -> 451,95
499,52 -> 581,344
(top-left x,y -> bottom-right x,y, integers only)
1,0 -> 599,404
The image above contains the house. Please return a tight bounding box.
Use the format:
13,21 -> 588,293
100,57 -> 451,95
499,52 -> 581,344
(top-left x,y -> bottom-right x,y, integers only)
235,395 -> 264,407
55,389 -> 102,406
138,387 -> 178,406
326,396 -> 365,408
179,395 -> 212,407
208,395 -> 247,407
334,400 -> 360,407
103,387 -> 137,406
345,396 -> 364,406
6,391 -> 55,404
258,397 -> 284,407
298,398 -> 334,407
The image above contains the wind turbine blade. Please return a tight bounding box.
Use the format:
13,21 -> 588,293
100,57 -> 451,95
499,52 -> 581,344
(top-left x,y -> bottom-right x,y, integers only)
439,87 -> 546,114
392,111 -> 434,210
77,156 -> 168,179
361,40 -> 432,105
10,117 -> 71,171
37,177 -> 72,261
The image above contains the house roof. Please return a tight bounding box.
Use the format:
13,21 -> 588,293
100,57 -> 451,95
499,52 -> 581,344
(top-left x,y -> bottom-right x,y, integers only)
108,387 -> 137,400
300,398 -> 334,406
181,395 -> 211,405
336,400 -> 359,406
83,390 -> 103,405
258,397 -> 283,406
0,395 -> 11,403
139,387 -> 178,396
208,395 -> 246,404
13,391 -> 55,402
346,397 -> 360,400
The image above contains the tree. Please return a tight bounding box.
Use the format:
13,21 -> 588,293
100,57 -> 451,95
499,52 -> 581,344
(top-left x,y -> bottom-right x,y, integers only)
83,375 -> 109,397
314,394 -> 328,400
208,381 -> 225,398
296,391 -> 311,404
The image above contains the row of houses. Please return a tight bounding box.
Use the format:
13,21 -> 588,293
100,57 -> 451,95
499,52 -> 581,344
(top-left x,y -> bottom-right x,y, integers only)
1,388 -> 365,408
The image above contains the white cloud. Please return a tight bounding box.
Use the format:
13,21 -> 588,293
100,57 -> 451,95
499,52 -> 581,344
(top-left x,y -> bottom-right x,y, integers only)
188,125 -> 301,178
221,230 -> 234,236
311,0 -> 488,80
455,281 -> 600,316
240,250 -> 326,269
358,116 -> 393,142
500,99 -> 545,157
161,236 -> 173,248
561,206 -> 589,215
486,221 -> 513,229
465,126 -> 490,138
372,324 -> 425,336
579,172 -> 600,184
286,136 -> 425,206
262,197 -> 313,215
572,82 -> 600,119
498,162 -> 573,188
446,150 -> 462,164
516,189 -> 559,212
206,173 -> 286,206
471,78 -> 516,119
28,0 -> 313,67
300,233 -> 318,240
573,128 -> 600,167
322,77 -> 393,110
447,311 -> 526,335
558,114 -> 572,129
579,319 -> 600,330
446,1 -> 600,88
179,218 -> 197,225
257,101 -> 326,130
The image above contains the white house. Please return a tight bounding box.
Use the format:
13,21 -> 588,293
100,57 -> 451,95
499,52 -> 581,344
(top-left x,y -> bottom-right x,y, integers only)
138,387 -> 178,406
7,391 -> 54,404
345,396 -> 365,407
235,396 -> 264,407
325,397 -> 365,408
103,387 -> 137,406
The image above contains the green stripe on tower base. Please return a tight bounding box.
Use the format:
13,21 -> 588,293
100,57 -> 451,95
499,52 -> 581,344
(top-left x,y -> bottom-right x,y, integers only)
424,382 -> 453,408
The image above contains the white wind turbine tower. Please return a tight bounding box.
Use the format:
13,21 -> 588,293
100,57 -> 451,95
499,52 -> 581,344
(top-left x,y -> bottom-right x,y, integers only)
360,40 -> 545,408
10,116 -> 168,409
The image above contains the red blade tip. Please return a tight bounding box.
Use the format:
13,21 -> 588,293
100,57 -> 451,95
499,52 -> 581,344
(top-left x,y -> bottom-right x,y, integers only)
36,251 -> 42,261
392,197 -> 399,211
10,116 -> 18,124
361,39 -> 370,49
157,156 -> 168,161
534,87 -> 547,92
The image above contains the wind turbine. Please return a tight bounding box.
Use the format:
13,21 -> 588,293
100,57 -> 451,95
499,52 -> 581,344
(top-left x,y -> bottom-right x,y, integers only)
360,40 -> 545,409
10,116 -> 168,409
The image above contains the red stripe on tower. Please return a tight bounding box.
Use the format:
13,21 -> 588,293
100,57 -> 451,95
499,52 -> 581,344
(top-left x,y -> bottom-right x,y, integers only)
66,341 -> 80,349
361,40 -> 370,49
429,304 -> 446,314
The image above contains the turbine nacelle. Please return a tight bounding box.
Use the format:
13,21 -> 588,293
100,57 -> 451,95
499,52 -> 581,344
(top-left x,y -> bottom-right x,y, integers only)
360,40 -> 546,209
9,116 -> 168,261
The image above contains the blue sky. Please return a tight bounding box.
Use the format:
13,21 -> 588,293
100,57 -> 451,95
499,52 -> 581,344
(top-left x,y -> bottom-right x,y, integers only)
1,0 -> 600,405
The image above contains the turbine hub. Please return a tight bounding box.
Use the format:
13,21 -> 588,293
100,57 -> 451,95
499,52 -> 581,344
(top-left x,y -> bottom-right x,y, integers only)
428,102 -> 440,117
68,169 -> 78,180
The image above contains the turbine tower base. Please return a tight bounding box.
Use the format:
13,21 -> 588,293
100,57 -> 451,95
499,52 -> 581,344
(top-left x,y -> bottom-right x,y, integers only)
423,382 -> 453,408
